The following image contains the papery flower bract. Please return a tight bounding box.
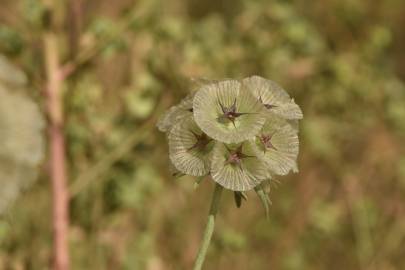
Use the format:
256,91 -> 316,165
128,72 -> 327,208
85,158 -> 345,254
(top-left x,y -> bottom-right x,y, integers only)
169,116 -> 215,176
157,78 -> 222,133
287,119 -> 299,133
158,76 -> 302,193
157,92 -> 194,132
159,76 -> 303,269
193,80 -> 266,144
252,114 -> 299,175
210,142 -> 269,191
158,76 -> 303,266
242,75 -> 303,120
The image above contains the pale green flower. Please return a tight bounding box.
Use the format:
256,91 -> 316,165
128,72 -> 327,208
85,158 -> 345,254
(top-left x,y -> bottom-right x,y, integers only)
157,92 -> 194,132
210,142 -> 269,191
242,75 -> 303,120
157,79 -> 221,133
252,114 -> 299,175
169,116 -> 215,176
158,76 -> 301,190
193,80 -> 266,144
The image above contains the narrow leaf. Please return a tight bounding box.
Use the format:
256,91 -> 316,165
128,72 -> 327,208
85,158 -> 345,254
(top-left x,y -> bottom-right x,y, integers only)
255,184 -> 270,219
234,192 -> 242,208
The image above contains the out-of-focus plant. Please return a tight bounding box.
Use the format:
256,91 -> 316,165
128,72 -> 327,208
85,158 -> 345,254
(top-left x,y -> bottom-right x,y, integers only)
0,55 -> 45,214
157,75 -> 302,269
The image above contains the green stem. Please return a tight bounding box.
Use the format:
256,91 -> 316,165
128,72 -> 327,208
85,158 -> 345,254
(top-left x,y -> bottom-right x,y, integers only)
193,183 -> 223,270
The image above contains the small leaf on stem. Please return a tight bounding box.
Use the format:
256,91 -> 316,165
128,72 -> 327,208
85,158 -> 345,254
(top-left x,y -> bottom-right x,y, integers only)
255,184 -> 271,219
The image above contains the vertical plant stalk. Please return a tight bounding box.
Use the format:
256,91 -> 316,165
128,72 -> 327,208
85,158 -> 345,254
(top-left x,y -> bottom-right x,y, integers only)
43,15 -> 70,270
193,183 -> 223,270
67,0 -> 83,58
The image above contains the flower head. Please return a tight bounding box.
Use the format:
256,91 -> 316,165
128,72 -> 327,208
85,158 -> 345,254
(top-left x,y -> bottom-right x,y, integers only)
242,75 -> 303,120
169,116 -> 215,176
158,75 -> 302,193
252,114 -> 299,175
157,76 -> 303,267
210,142 -> 269,191
193,80 -> 266,144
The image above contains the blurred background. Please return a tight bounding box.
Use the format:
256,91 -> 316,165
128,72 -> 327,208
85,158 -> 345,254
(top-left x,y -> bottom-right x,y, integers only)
1,0 -> 405,269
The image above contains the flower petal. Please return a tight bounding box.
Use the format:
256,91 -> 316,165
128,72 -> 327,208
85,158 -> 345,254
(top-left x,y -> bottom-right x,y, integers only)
193,80 -> 266,143
242,75 -> 303,119
210,142 -> 268,191
168,116 -> 214,176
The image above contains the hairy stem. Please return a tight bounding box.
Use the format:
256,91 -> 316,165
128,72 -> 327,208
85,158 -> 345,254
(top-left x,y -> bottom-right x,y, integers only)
193,183 -> 223,270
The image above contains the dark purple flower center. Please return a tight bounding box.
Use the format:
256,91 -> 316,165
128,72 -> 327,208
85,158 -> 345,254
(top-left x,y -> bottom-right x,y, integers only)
264,103 -> 277,109
218,99 -> 250,127
259,96 -> 277,110
188,131 -> 211,151
227,152 -> 243,164
225,144 -> 253,166
259,134 -> 277,152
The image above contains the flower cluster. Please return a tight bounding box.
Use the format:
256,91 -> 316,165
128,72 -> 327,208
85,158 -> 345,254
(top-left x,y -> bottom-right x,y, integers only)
158,76 -> 302,200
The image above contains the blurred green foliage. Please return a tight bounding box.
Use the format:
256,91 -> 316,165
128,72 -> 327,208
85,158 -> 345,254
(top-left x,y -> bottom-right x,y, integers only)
0,55 -> 44,216
1,0 -> 405,269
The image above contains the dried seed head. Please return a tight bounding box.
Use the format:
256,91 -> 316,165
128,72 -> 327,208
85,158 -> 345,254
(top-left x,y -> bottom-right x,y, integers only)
210,142 -> 269,191
158,76 -> 302,196
242,75 -> 303,120
252,114 -> 299,175
169,116 -> 214,176
193,80 -> 266,144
